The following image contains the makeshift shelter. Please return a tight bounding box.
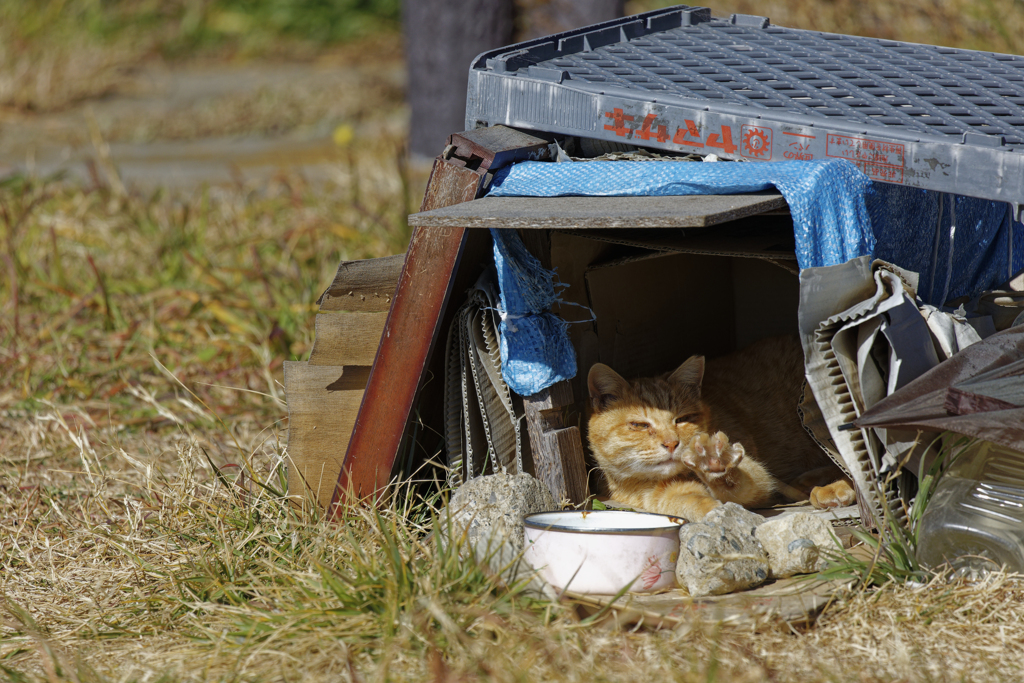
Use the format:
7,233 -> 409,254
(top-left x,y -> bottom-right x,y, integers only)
284,5 -> 1024,519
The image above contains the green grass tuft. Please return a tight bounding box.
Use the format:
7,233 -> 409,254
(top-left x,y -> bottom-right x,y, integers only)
822,433 -> 975,588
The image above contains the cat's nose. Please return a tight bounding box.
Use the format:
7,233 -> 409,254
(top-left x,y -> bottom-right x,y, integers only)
663,439 -> 679,454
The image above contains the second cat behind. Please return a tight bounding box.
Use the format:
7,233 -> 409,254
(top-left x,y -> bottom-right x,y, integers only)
587,336 -> 855,522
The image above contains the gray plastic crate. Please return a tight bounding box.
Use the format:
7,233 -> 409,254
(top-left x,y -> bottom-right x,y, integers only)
466,5 -> 1024,208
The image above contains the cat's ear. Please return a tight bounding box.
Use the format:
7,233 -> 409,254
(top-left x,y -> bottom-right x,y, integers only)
669,355 -> 705,389
588,363 -> 630,412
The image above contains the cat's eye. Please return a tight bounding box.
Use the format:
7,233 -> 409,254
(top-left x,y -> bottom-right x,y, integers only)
675,413 -> 699,425
629,421 -> 650,430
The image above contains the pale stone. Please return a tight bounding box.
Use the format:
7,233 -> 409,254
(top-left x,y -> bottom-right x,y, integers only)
676,514 -> 770,597
754,512 -> 836,578
439,472 -> 557,554
704,502 -> 767,537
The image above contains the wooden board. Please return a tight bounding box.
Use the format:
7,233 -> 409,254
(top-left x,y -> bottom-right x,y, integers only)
408,193 -> 788,229
419,158 -> 485,212
568,576 -> 848,631
445,126 -> 553,173
318,253 -> 405,312
334,224 -> 470,503
284,361 -> 366,510
332,127 -> 568,509
308,311 -> 389,366
524,381 -> 589,505
331,125 -> 557,509
332,155 -> 484,506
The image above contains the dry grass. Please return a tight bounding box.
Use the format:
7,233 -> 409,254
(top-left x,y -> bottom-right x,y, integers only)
3,161 -> 1023,683
4,420 -> 1024,682
0,1 -> 400,114
101,45 -> 406,145
0,136 -> 414,422
5,0 -> 1024,116
0,143 -> 427,681
4,1 -> 1024,681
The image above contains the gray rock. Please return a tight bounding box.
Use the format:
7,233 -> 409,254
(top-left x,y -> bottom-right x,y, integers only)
703,502 -> 767,538
754,513 -> 836,578
676,516 -> 770,597
439,473 -> 557,554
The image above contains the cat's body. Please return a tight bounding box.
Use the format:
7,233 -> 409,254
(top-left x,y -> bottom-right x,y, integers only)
587,336 -> 855,522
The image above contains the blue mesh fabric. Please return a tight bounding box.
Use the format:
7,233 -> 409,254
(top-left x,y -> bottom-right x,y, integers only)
491,227 -> 557,315
488,159 -> 875,270
490,228 -> 576,396
497,312 -> 576,396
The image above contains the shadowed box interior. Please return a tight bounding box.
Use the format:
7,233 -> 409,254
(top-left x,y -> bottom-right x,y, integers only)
285,190 -> 805,508
408,192 -> 802,497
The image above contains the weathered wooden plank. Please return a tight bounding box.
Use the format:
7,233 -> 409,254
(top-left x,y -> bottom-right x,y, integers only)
285,361 -> 366,511
334,224 -> 470,503
408,193 -> 788,229
308,311 -> 389,367
524,380 -> 589,505
445,126 -> 552,173
419,158 -> 484,212
318,253 -> 405,312
516,229 -> 592,504
332,127 -> 558,510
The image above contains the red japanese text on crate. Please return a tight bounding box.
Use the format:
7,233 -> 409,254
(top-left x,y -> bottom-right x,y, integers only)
782,132 -> 815,160
826,134 -> 905,183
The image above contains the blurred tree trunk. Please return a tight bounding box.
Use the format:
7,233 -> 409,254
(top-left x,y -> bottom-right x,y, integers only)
403,0 -> 514,160
404,0 -> 625,160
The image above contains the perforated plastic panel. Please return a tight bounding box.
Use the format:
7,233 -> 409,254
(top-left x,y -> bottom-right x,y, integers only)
465,5 -> 1024,206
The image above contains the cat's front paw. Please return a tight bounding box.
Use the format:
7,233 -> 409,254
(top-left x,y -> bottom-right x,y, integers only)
682,431 -> 744,484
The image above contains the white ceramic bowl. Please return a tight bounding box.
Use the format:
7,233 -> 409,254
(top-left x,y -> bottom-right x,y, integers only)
522,510 -> 684,594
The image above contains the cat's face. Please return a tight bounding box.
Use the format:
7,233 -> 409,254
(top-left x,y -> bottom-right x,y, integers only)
587,356 -> 709,482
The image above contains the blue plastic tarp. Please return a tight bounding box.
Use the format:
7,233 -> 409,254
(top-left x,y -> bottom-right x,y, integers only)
488,159 -> 1024,303
869,184 -> 1024,305
484,158 -> 1024,395
488,159 -> 875,271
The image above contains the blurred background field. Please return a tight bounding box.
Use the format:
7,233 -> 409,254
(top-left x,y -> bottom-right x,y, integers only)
4,1 -> 1024,681
5,0 -> 1024,423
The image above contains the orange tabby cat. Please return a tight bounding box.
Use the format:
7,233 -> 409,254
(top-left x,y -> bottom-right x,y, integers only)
587,336 -> 855,521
